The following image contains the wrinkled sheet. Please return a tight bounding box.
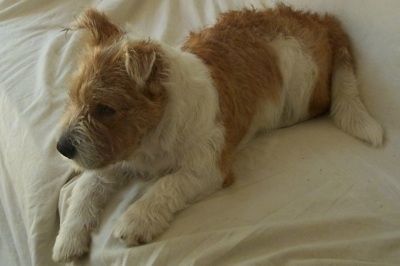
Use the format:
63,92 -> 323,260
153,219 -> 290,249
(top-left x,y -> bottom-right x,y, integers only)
1,0 -> 399,265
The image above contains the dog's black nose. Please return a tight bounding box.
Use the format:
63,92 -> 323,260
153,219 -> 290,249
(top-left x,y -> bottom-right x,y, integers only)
57,134 -> 76,159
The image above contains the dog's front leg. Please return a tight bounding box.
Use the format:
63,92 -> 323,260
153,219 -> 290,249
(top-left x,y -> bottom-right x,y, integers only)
52,171 -> 120,263
113,168 -> 222,245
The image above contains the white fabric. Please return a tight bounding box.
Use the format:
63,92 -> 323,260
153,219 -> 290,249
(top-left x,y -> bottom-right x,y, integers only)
1,0 -> 399,265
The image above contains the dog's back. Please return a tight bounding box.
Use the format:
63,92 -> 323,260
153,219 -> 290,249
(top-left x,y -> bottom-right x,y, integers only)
182,5 -> 383,155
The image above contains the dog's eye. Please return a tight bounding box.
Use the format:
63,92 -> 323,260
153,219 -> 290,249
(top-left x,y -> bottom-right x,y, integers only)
96,104 -> 116,116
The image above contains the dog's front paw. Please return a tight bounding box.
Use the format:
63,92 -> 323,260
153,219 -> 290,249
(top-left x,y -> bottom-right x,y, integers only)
113,202 -> 170,246
52,230 -> 91,263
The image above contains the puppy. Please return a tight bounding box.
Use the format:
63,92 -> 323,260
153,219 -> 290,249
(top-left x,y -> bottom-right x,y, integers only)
53,5 -> 383,262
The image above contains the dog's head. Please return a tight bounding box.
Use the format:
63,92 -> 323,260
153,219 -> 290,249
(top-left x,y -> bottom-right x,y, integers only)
57,9 -> 169,170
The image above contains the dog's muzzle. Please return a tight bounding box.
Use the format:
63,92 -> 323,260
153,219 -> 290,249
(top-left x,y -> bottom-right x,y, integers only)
57,134 -> 76,159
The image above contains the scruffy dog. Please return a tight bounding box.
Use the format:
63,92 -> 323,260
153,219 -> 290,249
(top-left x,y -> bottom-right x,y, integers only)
53,5 -> 383,262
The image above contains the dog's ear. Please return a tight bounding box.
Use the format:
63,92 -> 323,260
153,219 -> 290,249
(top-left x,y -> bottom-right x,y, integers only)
69,8 -> 123,46
124,41 -> 158,87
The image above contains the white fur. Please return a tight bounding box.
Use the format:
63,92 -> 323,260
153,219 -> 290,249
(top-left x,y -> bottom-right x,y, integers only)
274,37 -> 318,127
331,65 -> 384,147
111,45 -> 225,244
241,36 -> 318,150
53,43 -> 225,262
53,172 -> 119,262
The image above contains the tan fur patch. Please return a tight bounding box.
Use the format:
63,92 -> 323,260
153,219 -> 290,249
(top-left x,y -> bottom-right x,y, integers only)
68,8 -> 124,46
64,36 -> 169,168
182,9 -> 285,184
264,5 -> 334,117
262,5 -> 355,117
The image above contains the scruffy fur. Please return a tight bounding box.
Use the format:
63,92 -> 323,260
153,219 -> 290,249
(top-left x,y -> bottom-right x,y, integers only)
53,5 -> 383,262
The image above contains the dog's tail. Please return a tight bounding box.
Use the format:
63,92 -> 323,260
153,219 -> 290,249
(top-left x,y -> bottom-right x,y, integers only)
328,19 -> 384,147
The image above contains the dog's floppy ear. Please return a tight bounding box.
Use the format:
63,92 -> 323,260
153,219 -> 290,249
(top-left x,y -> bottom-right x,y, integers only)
69,8 -> 123,45
124,41 -> 158,87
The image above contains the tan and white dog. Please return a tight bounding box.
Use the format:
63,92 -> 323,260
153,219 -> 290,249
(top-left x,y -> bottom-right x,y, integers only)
53,5 -> 383,262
